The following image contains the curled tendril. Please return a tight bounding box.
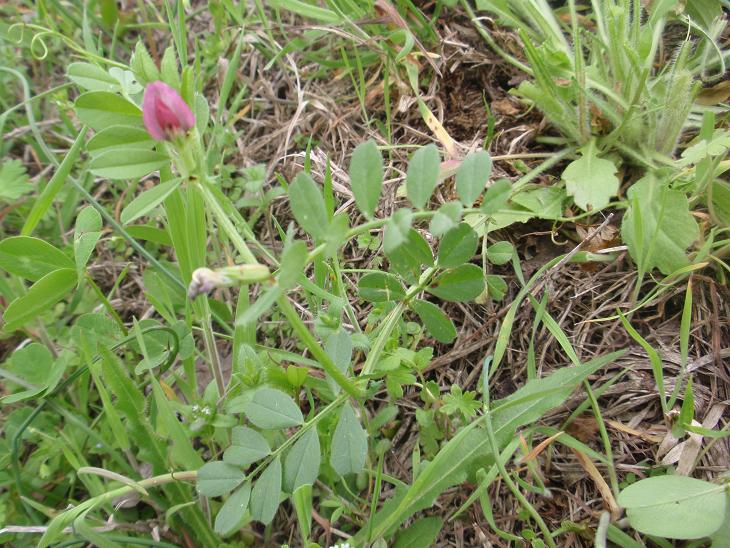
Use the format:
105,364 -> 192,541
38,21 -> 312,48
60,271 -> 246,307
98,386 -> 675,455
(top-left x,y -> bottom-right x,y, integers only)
29,31 -> 50,60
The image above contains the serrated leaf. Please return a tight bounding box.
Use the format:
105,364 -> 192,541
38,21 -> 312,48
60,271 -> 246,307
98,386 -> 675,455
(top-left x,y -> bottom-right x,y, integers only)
283,428 -> 321,492
223,427 -> 271,467
242,387 -> 304,429
456,150 -> 492,206
618,476 -> 726,540
411,299 -> 457,343
0,159 -> 31,201
427,264 -> 484,302
562,144 -> 619,211
0,236 -> 74,281
130,41 -> 160,85
250,456 -> 282,524
407,144 -> 440,209
349,139 -> 383,218
197,461 -> 245,497
330,402 -> 368,476
289,172 -> 328,240
214,482 -> 251,537
438,223 -> 478,268
3,268 -> 77,331
621,174 -> 699,275
121,178 -> 182,225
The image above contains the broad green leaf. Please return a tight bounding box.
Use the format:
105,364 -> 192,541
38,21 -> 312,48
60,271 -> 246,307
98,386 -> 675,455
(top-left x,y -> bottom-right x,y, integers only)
393,517 -> 443,548
429,201 -> 463,237
438,223 -> 478,268
89,149 -> 168,180
121,178 -> 182,225
511,186 -> 564,219
383,208 -> 414,253
126,225 -> 172,246
349,139 -> 383,218
330,402 -> 368,476
250,456 -> 282,524
242,387 -> 304,429
0,159 -> 31,201
198,461 -> 245,497
277,240 -> 307,290
386,229 -> 433,280
289,172 -> 328,240
283,428 -> 321,492
223,426 -> 271,467
481,178 -> 512,215
292,484 -> 313,541
621,175 -> 699,275
87,126 -> 153,156
410,299 -> 457,343
486,274 -> 508,301
214,482 -> 251,537
1,343 -> 60,403
427,264 -> 484,302
3,268 -> 77,331
456,150 -> 492,206
74,91 -> 142,130
562,144 -> 619,211
407,144 -> 440,209
74,206 -> 102,276
67,62 -> 120,92
358,272 -> 406,302
618,476 -> 727,540
0,236 -> 74,281
486,241 -> 514,265
360,351 -> 625,540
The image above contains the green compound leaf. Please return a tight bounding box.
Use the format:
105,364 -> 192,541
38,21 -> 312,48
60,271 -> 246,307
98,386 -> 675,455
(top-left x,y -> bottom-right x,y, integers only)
121,178 -> 182,225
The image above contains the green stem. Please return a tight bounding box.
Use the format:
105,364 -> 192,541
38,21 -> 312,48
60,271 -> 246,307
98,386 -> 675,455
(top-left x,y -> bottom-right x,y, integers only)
276,295 -> 362,399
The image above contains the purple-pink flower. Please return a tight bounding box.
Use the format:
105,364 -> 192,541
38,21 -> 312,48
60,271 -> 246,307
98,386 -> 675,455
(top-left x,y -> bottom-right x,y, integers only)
142,81 -> 195,141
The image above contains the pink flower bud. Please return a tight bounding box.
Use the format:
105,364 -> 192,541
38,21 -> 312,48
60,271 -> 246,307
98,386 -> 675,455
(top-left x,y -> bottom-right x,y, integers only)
142,81 -> 195,141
